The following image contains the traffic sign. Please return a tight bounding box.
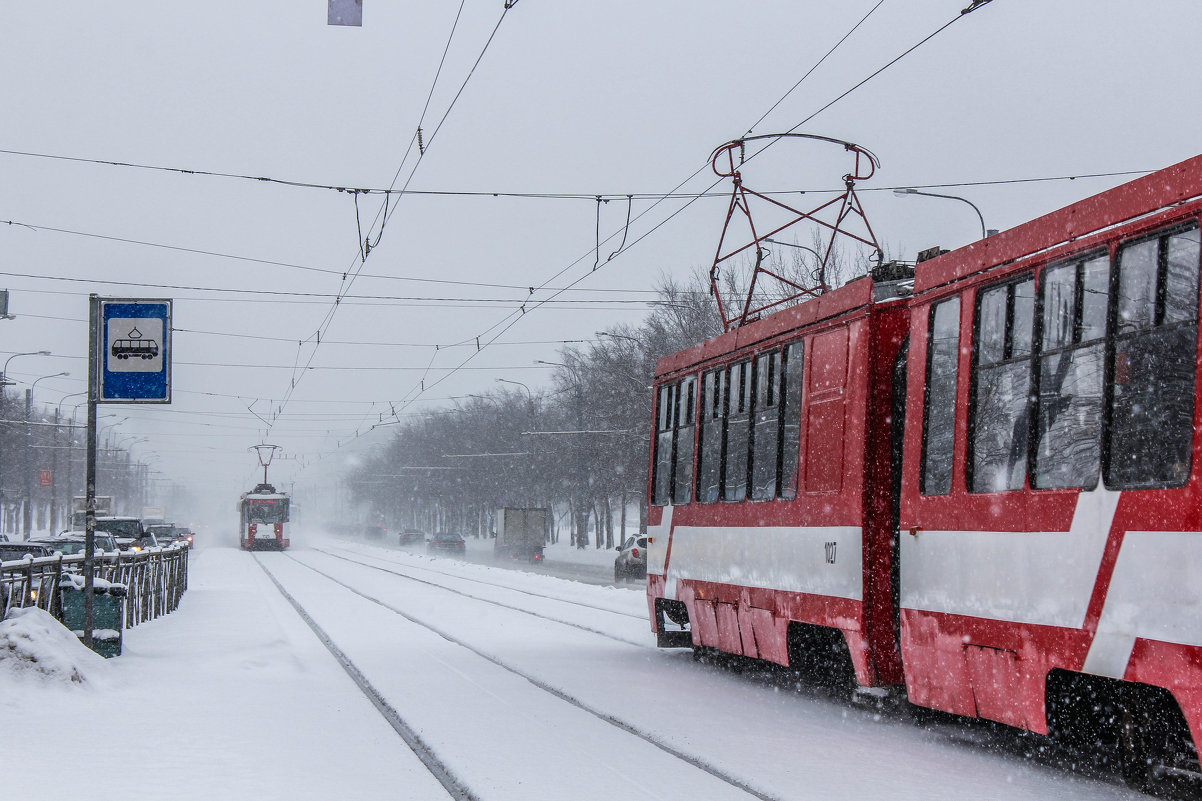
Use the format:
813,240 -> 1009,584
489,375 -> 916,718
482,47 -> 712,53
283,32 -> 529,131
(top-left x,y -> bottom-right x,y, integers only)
96,298 -> 172,403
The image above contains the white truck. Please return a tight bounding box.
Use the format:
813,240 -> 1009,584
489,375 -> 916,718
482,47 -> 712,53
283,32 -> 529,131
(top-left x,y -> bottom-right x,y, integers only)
70,495 -> 113,530
494,507 -> 548,563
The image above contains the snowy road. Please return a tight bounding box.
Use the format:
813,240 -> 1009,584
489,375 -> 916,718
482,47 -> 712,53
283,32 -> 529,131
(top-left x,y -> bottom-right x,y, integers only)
4,537 -> 1145,800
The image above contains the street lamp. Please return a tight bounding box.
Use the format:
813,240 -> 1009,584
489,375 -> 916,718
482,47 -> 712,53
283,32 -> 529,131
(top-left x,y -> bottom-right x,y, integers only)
24,371 -> 69,538
1,349 -> 51,387
597,331 -> 644,347
894,188 -> 991,240
495,377 -> 533,399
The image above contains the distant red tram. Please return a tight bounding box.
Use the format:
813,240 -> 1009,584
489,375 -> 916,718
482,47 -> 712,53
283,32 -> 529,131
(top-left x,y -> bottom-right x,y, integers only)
239,483 -> 291,550
647,154 -> 1202,791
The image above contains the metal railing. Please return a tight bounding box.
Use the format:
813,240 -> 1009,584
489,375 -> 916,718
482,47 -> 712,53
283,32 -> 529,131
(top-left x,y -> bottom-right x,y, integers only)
0,546 -> 189,630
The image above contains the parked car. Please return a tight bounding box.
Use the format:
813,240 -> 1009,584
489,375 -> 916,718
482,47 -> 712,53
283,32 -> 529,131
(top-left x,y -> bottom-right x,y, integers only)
398,529 -> 425,546
614,536 -> 648,582
93,517 -> 156,550
0,542 -> 55,562
427,531 -> 466,556
0,542 -> 55,606
36,532 -> 119,555
146,523 -> 180,545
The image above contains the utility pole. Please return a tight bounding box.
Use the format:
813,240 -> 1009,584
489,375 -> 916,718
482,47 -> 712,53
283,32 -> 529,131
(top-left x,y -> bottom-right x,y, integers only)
49,407 -> 58,533
83,295 -> 98,649
23,388 -> 31,538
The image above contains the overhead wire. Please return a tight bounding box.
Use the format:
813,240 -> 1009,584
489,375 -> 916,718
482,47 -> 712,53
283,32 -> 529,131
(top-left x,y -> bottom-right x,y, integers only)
371,0 -> 998,431
0,2 -> 1014,457
270,1 -> 518,432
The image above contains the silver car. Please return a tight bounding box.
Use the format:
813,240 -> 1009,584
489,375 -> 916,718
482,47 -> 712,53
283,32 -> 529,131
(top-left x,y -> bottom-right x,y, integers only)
614,536 -> 648,583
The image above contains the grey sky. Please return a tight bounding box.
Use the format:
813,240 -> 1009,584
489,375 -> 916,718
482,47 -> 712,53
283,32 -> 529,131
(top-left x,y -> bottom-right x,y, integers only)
1,0 -> 1198,515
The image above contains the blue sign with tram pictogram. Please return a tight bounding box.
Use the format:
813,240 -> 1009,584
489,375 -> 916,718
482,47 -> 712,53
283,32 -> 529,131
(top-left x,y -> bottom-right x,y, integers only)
98,299 -> 171,403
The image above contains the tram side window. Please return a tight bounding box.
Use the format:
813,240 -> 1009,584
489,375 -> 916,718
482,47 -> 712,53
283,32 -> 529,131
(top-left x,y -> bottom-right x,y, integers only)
750,350 -> 781,500
673,376 -> 696,505
653,383 -> 676,505
1034,254 -> 1108,489
696,369 -> 725,503
970,277 -> 1034,493
922,297 -> 960,495
779,341 -> 804,500
1107,226 -> 1200,488
724,360 -> 752,501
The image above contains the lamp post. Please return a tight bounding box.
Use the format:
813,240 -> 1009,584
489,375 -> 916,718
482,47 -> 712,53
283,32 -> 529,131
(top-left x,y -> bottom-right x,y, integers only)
0,350 -> 50,535
64,404 -> 116,513
50,391 -> 86,533
596,331 -> 647,541
894,188 -> 990,241
24,371 -> 69,538
108,436 -> 146,510
496,378 -> 541,512
536,359 -> 590,548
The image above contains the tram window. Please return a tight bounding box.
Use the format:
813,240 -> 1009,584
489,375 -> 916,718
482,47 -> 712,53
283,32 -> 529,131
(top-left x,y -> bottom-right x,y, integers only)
751,350 -> 782,500
724,360 -> 751,501
653,383 -> 675,505
922,297 -> 960,495
673,376 -> 696,505
696,369 -> 725,503
1034,255 -> 1107,489
969,278 -> 1034,493
1108,226 -> 1200,488
779,341 -> 804,500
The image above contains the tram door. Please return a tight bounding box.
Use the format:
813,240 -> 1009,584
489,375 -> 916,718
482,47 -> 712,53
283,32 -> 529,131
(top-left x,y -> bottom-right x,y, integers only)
888,339 -> 908,651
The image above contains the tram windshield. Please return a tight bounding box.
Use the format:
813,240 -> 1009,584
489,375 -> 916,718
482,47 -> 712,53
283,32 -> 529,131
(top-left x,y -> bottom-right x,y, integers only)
244,497 -> 289,525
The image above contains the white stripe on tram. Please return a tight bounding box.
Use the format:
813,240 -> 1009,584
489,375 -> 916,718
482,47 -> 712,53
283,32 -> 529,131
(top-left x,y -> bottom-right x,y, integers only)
648,506 -> 863,602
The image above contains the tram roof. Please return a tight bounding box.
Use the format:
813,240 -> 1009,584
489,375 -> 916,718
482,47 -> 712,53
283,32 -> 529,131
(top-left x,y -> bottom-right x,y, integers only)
655,276 -> 876,378
913,153 -> 1202,296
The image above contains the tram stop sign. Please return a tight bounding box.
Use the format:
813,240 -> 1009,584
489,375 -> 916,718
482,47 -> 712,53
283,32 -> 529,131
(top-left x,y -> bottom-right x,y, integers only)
96,299 -> 172,403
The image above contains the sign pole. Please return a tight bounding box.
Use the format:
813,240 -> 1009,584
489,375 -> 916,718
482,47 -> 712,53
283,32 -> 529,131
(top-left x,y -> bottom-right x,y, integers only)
83,295 -> 98,649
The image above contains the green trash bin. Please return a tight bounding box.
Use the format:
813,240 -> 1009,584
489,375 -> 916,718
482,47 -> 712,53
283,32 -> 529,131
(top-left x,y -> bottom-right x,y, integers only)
59,575 -> 125,658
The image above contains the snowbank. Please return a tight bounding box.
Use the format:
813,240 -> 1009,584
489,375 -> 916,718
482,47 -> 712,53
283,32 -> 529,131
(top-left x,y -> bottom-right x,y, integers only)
0,607 -> 108,684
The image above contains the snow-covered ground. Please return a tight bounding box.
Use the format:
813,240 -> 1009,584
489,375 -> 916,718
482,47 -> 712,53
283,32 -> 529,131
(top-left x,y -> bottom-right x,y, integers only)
1,532 -> 1144,800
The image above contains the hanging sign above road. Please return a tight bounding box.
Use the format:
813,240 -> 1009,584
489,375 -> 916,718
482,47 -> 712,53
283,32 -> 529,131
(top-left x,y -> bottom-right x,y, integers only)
95,298 -> 172,403
328,0 -> 362,26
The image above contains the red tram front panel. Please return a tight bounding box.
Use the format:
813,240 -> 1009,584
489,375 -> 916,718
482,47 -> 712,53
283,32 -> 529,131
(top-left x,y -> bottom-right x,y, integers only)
646,278 -> 910,687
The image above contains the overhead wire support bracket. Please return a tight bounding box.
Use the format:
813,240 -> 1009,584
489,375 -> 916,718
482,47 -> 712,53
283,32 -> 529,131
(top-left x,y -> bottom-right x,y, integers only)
707,132 -> 884,331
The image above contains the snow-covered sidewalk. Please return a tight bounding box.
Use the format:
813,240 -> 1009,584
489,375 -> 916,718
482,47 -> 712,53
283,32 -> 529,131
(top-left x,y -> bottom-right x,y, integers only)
2,536 -> 1144,801
1,545 -> 444,800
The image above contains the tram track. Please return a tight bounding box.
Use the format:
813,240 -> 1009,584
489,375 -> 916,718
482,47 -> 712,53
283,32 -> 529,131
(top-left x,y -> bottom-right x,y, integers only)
322,543 -> 644,620
253,554 -> 477,801
292,552 -> 1177,799
255,551 -> 784,801
307,546 -> 646,647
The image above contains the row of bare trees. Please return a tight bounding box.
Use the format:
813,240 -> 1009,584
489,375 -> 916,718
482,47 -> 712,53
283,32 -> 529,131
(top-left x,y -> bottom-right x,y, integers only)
345,241 -> 867,548
0,389 -> 147,538
345,273 -> 722,549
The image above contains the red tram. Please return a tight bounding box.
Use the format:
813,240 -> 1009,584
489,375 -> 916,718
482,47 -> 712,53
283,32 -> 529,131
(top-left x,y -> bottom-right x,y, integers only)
239,483 -> 291,550
646,153 -> 1202,790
